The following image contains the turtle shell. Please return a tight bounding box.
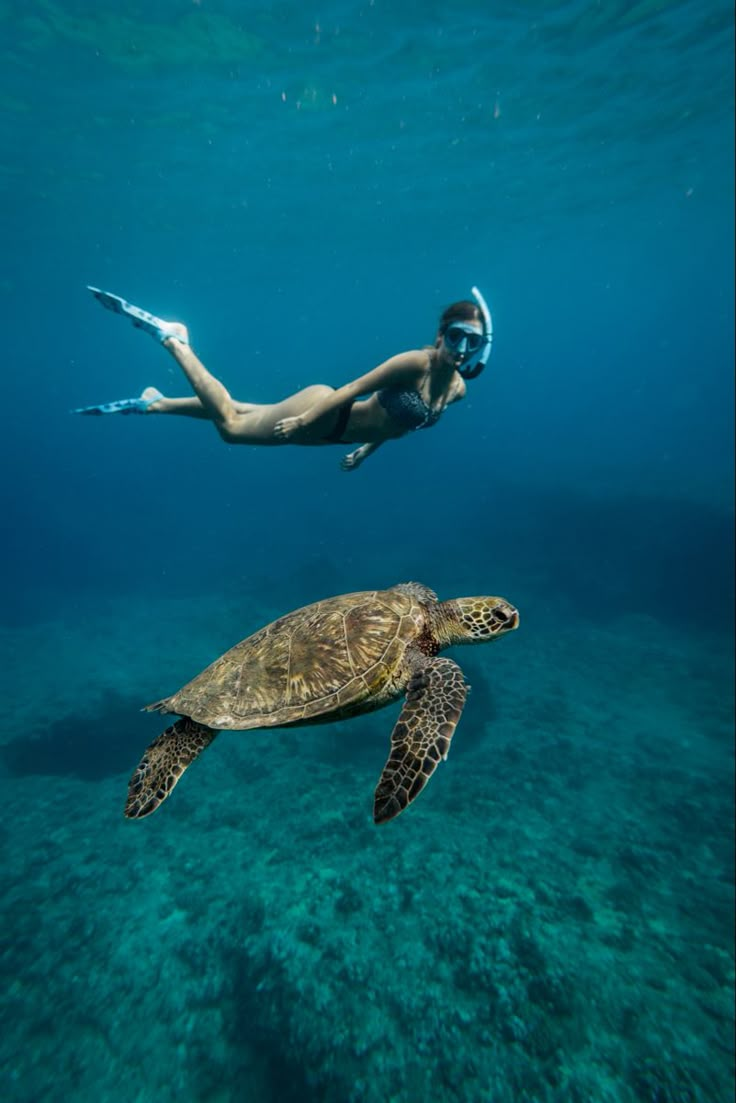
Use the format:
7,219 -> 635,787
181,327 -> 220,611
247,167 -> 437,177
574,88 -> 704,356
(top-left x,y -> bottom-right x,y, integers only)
146,588 -> 426,730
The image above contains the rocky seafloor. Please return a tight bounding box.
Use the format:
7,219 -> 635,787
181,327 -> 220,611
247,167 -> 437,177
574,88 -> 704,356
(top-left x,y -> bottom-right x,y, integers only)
1,587 -> 733,1103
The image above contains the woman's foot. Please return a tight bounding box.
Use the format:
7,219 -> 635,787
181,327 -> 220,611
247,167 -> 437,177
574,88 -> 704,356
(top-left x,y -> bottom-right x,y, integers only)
87,287 -> 190,345
72,387 -> 164,416
158,322 -> 189,347
140,386 -> 166,411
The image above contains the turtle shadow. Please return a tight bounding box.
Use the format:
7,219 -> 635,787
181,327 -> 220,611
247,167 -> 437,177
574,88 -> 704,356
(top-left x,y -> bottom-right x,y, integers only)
214,939 -> 325,1103
455,659 -> 500,753
1,692 -> 163,782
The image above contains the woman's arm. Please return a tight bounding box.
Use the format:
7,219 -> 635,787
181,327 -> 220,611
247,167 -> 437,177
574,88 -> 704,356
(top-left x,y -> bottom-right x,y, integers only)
274,350 -> 427,439
340,440 -> 384,472
447,374 -> 467,404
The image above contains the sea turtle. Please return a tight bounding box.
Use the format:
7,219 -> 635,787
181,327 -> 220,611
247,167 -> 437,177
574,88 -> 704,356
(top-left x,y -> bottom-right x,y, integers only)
125,582 -> 519,824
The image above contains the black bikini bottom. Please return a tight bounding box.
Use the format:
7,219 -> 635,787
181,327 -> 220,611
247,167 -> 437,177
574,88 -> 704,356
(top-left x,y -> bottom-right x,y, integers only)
322,398 -> 355,443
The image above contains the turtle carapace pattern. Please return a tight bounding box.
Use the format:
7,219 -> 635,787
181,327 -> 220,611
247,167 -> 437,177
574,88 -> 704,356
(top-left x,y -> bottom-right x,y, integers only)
125,582 -> 519,824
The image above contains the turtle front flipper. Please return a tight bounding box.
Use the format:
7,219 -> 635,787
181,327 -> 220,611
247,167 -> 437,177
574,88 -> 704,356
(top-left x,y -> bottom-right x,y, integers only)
125,717 -> 218,819
373,657 -> 467,824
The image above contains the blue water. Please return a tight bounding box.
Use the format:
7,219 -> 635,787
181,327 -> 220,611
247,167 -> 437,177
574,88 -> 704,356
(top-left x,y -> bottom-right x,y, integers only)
1,3 -> 733,1101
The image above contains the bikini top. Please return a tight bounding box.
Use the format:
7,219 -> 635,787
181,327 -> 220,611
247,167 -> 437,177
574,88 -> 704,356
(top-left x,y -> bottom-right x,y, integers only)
376,386 -> 443,431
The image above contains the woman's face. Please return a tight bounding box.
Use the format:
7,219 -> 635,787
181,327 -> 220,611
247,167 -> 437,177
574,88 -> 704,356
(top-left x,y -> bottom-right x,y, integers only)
438,319 -> 484,370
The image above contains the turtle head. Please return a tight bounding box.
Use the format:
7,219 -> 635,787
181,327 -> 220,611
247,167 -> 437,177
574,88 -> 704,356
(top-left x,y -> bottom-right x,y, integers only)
439,596 -> 519,646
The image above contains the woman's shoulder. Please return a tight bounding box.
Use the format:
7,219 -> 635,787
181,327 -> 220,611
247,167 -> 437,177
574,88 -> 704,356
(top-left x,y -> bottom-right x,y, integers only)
382,347 -> 431,375
399,345 -> 433,362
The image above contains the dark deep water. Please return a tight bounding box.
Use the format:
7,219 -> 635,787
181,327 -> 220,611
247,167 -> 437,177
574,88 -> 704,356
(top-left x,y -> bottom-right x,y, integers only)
0,3 -> 733,1101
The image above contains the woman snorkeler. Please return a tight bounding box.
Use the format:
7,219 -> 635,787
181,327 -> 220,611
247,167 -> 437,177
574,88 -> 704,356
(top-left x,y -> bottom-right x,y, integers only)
74,285 -> 492,471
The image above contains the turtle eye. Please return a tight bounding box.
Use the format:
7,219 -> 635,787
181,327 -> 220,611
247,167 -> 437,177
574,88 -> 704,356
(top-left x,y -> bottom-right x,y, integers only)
494,604 -> 519,630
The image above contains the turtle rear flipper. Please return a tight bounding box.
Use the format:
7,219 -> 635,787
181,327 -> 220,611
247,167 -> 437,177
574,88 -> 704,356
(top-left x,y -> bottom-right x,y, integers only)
373,657 -> 467,824
125,717 -> 218,819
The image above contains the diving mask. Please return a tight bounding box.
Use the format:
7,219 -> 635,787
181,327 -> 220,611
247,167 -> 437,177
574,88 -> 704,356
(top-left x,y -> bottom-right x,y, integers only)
444,322 -> 486,354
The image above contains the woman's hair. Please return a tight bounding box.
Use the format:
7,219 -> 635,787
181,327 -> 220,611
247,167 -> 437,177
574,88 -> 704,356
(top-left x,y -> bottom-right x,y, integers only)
437,300 -> 482,334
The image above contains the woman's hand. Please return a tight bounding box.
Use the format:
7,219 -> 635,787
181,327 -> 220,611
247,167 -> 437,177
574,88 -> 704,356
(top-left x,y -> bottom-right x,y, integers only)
273,414 -> 305,440
340,444 -> 370,471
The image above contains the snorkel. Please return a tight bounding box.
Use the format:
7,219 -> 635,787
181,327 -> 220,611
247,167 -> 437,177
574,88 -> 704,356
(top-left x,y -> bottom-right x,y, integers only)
458,286 -> 493,379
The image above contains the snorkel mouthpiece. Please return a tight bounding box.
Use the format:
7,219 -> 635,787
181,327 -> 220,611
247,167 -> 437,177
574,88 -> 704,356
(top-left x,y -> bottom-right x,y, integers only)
459,285 -> 493,379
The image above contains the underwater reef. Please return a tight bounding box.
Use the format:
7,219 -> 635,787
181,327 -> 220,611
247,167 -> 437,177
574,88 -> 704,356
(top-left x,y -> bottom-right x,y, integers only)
0,589 -> 733,1102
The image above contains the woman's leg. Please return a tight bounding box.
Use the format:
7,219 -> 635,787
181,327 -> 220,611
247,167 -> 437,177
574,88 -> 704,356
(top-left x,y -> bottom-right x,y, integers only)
84,290 -> 340,442
219,385 -> 339,443
144,392 -> 212,419
162,334 -> 337,444
144,392 -> 265,420
160,326 -> 240,428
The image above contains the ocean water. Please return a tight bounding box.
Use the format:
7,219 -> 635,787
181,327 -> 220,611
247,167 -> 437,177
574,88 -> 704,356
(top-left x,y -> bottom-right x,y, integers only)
0,2 -> 733,1101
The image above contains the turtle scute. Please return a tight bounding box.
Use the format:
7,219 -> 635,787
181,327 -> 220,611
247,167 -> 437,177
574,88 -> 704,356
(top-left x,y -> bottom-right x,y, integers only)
147,587 -> 424,730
